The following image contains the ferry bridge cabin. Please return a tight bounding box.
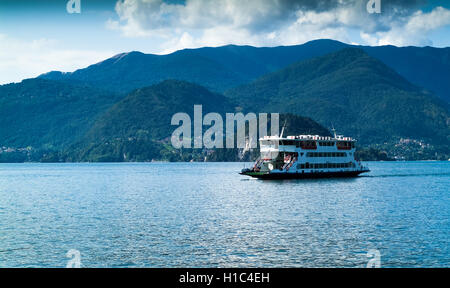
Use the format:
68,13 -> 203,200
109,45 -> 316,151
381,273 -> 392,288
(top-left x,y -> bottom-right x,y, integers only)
241,134 -> 369,179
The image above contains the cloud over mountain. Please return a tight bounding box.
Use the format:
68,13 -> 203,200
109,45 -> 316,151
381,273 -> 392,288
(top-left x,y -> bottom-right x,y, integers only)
107,0 -> 450,51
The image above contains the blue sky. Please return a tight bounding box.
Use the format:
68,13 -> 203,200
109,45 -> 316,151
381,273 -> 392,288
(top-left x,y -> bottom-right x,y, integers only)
1,0 -> 450,84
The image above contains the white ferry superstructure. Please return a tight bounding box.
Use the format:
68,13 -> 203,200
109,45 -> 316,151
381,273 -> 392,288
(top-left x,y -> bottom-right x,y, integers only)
240,133 -> 370,179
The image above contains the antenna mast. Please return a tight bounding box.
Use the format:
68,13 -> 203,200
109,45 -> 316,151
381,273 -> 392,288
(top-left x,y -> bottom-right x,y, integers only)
331,123 -> 337,138
280,120 -> 287,138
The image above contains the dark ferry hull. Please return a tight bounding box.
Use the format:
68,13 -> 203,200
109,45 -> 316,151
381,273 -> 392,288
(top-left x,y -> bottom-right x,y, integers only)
240,170 -> 369,179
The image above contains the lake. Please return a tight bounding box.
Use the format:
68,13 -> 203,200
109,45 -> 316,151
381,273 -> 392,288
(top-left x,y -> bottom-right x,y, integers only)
0,161 -> 448,267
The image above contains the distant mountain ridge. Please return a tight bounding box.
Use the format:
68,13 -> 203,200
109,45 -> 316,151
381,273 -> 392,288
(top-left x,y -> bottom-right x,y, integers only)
39,39 -> 450,102
1,40 -> 449,161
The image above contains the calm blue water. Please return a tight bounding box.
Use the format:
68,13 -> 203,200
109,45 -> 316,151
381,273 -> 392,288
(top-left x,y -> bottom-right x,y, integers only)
0,161 -> 448,268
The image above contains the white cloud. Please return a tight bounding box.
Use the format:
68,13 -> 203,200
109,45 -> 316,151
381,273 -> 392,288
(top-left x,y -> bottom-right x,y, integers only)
107,0 -> 450,51
0,34 -> 116,85
361,6 -> 450,46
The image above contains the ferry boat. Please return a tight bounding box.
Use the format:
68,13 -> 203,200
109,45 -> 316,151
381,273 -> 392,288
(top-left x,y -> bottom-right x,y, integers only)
240,129 -> 369,179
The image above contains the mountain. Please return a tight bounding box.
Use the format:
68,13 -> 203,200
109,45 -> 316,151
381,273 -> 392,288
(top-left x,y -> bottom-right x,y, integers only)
226,48 -> 450,147
64,80 -> 331,162
65,80 -> 236,161
3,41 -> 449,161
0,78 -> 121,149
39,40 -> 347,94
39,40 -> 450,102
362,45 -> 450,103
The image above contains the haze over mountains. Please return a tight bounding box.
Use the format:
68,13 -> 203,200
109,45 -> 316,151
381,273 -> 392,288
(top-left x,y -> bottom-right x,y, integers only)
0,39 -> 449,162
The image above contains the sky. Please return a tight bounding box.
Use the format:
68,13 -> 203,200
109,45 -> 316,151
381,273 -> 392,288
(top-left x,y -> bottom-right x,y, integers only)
0,0 -> 450,84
